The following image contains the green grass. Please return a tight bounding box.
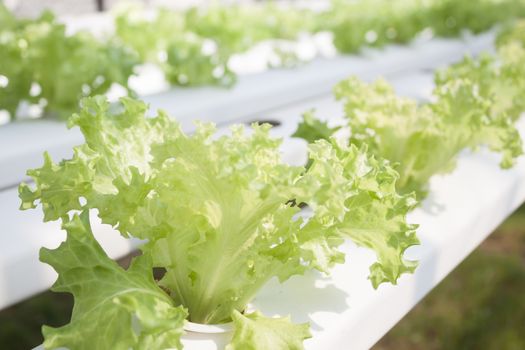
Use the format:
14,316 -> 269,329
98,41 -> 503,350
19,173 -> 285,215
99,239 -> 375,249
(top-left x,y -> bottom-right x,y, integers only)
374,203 -> 525,350
1,205 -> 524,350
0,292 -> 72,349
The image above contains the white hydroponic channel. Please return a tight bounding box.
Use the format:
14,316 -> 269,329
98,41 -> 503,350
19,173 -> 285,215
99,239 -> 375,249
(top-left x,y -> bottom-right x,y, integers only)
0,30 -> 494,190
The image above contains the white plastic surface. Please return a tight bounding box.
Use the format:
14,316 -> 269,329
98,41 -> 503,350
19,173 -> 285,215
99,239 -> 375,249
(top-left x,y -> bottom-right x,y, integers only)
0,121 -> 81,191
0,190 -> 142,307
140,31 -> 495,128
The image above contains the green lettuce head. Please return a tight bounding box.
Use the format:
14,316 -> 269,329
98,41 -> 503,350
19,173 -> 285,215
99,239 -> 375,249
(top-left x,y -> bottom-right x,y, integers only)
20,96 -> 418,349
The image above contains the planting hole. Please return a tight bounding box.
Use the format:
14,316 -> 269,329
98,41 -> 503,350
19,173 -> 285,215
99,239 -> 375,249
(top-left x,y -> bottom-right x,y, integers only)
421,67 -> 436,74
153,267 -> 167,281
117,250 -> 142,269
246,119 -> 282,127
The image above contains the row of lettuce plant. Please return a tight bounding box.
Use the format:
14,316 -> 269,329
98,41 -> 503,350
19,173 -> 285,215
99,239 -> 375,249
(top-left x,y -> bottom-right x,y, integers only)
326,0 -> 525,52
15,14 -> 525,350
293,20 -> 525,200
2,0 -> 525,122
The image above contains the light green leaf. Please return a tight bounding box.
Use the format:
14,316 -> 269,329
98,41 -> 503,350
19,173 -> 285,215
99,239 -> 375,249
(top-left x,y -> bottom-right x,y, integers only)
23,96 -> 418,346
333,75 -> 523,198
305,139 -> 419,287
20,96 -> 176,224
41,211 -> 187,350
291,110 -> 341,144
227,310 -> 311,350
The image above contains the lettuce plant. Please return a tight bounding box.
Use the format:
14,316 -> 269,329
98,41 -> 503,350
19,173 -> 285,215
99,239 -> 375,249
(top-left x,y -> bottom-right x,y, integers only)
322,0 -> 426,53
183,3 -> 312,55
0,5 -> 138,121
436,20 -> 525,124
114,7 -> 235,87
114,4 -> 312,88
293,50 -> 523,198
20,96 -> 418,349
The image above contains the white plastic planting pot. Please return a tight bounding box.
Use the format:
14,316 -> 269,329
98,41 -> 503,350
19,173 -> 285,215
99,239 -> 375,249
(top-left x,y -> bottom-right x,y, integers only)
179,303 -> 258,349
180,321 -> 232,350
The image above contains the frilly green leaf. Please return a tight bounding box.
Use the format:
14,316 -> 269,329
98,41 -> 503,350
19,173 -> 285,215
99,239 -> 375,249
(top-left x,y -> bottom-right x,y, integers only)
22,95 -> 419,347
227,310 -> 311,350
40,211 -> 187,350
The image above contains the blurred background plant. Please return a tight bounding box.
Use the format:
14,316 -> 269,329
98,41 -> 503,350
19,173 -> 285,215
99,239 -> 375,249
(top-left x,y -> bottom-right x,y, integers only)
3,0 -> 525,123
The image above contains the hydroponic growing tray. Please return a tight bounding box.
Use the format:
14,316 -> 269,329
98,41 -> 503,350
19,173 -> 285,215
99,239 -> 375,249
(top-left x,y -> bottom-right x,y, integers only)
3,19 -> 523,350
